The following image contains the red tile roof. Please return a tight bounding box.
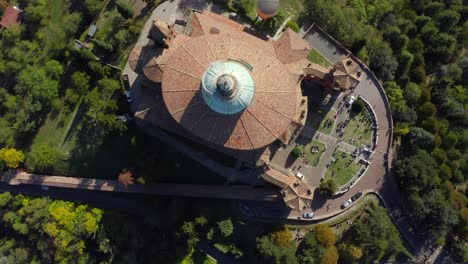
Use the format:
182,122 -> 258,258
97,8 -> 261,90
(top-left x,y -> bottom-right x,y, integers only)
274,29 -> 312,64
262,168 -> 314,211
161,34 -> 301,150
0,6 -> 23,28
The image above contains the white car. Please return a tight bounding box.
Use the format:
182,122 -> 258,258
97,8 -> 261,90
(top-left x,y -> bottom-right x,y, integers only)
302,212 -> 315,218
296,172 -> 305,180
347,95 -> 356,106
341,199 -> 352,209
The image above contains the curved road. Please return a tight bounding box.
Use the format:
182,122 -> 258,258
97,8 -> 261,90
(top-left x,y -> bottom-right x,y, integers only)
297,27 -> 425,255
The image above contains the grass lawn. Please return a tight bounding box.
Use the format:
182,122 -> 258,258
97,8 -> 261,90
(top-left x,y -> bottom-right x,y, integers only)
325,150 -> 362,187
308,50 -> 333,67
280,0 -> 305,20
31,100 -> 82,160
300,139 -> 326,166
318,109 -> 337,134
342,109 -> 373,148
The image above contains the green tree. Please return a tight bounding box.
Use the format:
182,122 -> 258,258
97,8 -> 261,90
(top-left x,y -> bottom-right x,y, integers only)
0,148 -> 26,168
270,226 -> 292,247
217,218 -> 234,238
409,127 -> 434,149
44,60 -> 64,80
396,150 -> 439,193
26,144 -> 59,172
368,41 -> 398,81
315,224 -> 336,247
320,180 -> 337,196
257,234 -> 298,264
115,0 -> 134,18
71,71 -> 91,95
17,66 -> 59,105
404,82 -> 421,104
84,0 -> 104,16
320,246 -> 338,264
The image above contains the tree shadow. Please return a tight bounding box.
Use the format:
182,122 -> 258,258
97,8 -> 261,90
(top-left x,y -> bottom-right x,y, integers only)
177,0 -> 211,12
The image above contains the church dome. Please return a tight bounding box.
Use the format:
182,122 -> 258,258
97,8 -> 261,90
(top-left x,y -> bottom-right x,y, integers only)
201,60 -> 255,115
256,0 -> 280,20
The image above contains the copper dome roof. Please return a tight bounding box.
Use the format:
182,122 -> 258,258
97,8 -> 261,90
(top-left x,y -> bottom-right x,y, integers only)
161,34 -> 300,150
257,0 -> 280,19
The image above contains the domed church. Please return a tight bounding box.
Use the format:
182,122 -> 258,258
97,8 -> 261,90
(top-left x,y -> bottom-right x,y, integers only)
130,10 -> 312,167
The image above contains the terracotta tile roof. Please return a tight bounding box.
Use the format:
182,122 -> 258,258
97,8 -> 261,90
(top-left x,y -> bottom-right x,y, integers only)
153,20 -> 172,37
332,57 -> 362,90
133,11 -> 311,162
262,167 -> 314,211
161,34 -> 301,150
189,11 -> 276,56
129,34 -> 190,82
133,85 -> 269,164
303,62 -> 330,79
0,6 -> 22,28
274,29 -> 312,64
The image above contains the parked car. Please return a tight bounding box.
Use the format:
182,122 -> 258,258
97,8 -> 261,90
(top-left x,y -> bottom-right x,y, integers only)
116,114 -> 133,123
322,93 -> 331,105
302,212 -> 315,219
351,191 -> 363,202
122,74 -> 130,90
341,199 -> 352,209
296,172 -> 305,180
126,90 -> 132,103
347,95 -> 356,106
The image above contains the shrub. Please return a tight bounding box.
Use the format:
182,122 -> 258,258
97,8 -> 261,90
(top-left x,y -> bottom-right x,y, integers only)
85,0 -> 105,16
115,0 -> 134,19
64,89 -> 80,106
26,144 -> 59,172
319,179 -> 337,196
91,39 -> 114,52
351,99 -> 365,113
292,146 -> 303,157
50,98 -> 63,113
287,21 -> 300,33
88,61 -> 111,77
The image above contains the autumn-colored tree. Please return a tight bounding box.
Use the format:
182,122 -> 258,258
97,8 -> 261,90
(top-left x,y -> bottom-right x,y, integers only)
315,224 -> 337,246
269,226 -> 292,247
0,148 -> 25,168
118,169 -> 135,187
347,245 -> 363,260
320,246 -> 338,264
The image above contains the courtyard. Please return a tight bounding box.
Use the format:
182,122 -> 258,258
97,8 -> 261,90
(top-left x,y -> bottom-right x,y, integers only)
339,107 -> 374,148
271,86 -> 377,192
294,138 -> 326,167
324,150 -> 363,187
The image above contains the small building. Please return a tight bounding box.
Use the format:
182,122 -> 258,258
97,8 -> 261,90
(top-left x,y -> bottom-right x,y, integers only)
0,6 -> 23,29
262,167 -> 314,211
87,24 -> 97,38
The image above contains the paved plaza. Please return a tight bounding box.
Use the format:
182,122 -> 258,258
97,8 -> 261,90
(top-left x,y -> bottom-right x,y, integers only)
270,87 -> 377,192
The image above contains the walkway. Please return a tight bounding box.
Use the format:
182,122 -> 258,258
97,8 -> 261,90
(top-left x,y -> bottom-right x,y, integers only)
1,171 -> 280,202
